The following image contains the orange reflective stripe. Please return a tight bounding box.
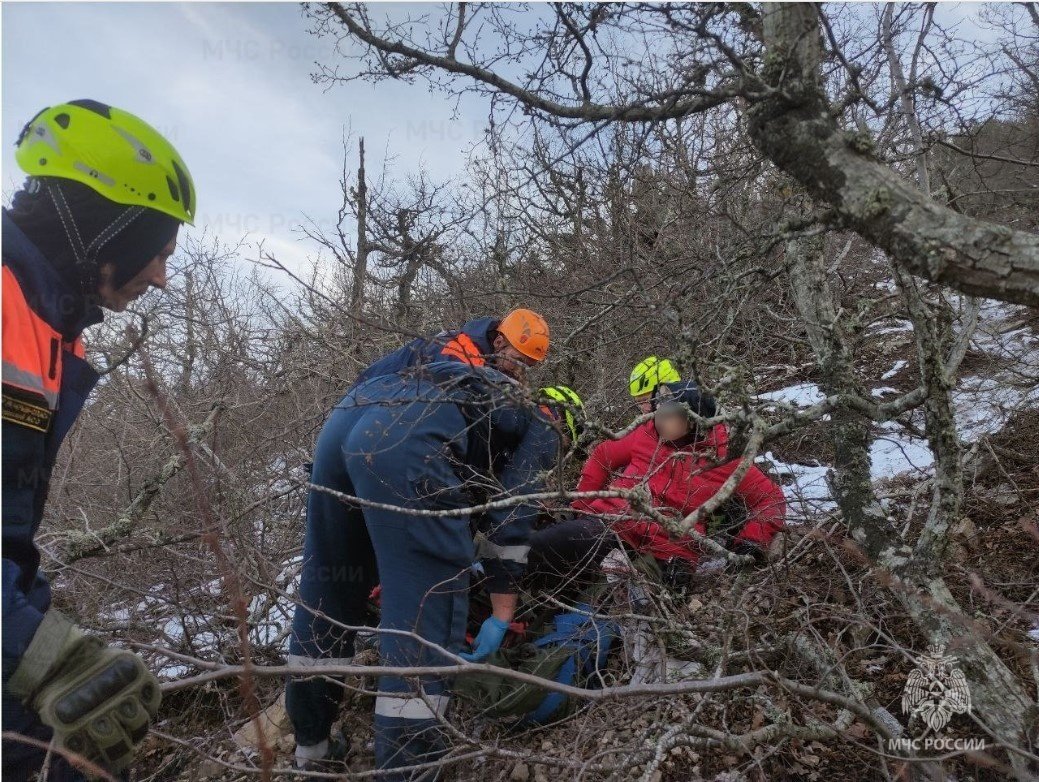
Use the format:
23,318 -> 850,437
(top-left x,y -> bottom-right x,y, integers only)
440,333 -> 486,367
2,266 -> 62,408
66,337 -> 85,359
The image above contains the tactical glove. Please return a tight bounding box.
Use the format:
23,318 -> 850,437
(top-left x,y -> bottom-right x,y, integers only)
8,611 -> 161,775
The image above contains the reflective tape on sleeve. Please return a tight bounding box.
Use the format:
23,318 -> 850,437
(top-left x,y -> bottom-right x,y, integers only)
474,534 -> 530,564
285,653 -> 355,668
374,693 -> 450,720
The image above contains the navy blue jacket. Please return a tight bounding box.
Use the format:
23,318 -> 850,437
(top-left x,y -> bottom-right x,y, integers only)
354,316 -> 500,387
353,361 -> 559,591
2,212 -> 102,683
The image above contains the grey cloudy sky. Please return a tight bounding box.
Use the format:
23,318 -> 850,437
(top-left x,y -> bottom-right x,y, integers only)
2,2 -> 488,273
1,2 -> 1013,277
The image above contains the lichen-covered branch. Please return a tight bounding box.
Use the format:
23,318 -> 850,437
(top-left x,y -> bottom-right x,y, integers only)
786,230 -> 1036,778
61,406 -> 221,563
750,4 -> 1039,307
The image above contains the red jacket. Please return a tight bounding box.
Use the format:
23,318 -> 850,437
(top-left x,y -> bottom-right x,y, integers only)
573,421 -> 785,564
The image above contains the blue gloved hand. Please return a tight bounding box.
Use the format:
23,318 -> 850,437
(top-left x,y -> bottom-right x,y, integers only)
459,616 -> 509,662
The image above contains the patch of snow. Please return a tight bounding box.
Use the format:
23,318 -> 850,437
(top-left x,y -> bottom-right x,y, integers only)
107,607 -> 130,623
881,360 -> 908,380
743,296 -> 1035,523
865,299 -> 1037,476
761,451 -> 835,521
953,375 -> 1039,440
757,383 -> 825,408
870,425 -> 935,480
970,301 -> 1025,351
871,321 -> 914,336
696,557 -> 727,574
193,631 -> 219,649
952,300 -> 1039,438
157,663 -> 190,679
249,590 -> 296,647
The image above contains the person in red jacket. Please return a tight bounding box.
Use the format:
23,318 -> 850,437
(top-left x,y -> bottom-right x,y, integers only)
528,382 -> 786,586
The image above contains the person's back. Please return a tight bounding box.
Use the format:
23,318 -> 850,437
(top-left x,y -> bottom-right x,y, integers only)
354,316 -> 499,386
286,360 -> 561,775
354,309 -> 549,386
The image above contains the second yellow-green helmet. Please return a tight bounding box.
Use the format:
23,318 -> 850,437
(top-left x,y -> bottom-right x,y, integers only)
15,99 -> 196,225
540,385 -> 584,443
629,356 -> 681,397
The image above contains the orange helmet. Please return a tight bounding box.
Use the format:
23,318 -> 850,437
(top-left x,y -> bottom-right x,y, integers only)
497,308 -> 550,362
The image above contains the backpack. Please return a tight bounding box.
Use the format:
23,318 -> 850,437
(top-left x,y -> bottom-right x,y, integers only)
455,604 -> 619,725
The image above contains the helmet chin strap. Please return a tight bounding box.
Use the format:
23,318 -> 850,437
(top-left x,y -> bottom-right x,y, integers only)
44,179 -> 144,293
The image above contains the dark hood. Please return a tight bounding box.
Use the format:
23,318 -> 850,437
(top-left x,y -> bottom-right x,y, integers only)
6,177 -> 179,295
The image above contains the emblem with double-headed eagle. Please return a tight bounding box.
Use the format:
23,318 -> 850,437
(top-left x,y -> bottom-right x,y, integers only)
901,644 -> 971,732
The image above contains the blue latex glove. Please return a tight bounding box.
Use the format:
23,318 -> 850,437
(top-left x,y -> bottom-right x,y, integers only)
459,616 -> 509,662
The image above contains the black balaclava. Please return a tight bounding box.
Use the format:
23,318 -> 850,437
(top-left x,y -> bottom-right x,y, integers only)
7,176 -> 180,295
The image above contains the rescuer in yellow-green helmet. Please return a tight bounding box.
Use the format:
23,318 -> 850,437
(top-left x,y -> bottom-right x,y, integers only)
12,98 -> 196,309
4,99 -> 196,779
540,385 -> 585,446
628,356 -> 681,414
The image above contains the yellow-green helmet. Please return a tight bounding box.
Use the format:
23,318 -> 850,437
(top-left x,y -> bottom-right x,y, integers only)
540,385 -> 584,443
15,100 -> 196,225
629,356 -> 681,397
